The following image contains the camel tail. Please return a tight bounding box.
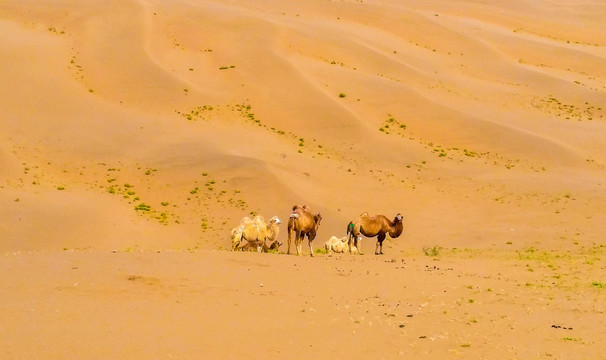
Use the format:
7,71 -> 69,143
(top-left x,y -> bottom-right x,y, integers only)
288,219 -> 295,236
287,215 -> 297,254
346,221 -> 354,236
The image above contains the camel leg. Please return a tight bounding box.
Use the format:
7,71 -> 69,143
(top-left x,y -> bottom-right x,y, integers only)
287,228 -> 293,255
376,233 -> 386,255
357,236 -> 363,255
308,237 -> 314,257
347,223 -> 353,253
295,232 -> 301,256
300,233 -> 305,256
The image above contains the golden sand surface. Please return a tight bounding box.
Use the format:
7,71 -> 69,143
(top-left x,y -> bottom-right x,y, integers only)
1,1 -> 605,358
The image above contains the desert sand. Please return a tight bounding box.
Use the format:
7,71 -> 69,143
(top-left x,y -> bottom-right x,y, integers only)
1,0 -> 605,358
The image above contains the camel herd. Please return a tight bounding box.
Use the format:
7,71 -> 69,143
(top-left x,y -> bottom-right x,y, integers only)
231,205 -> 404,256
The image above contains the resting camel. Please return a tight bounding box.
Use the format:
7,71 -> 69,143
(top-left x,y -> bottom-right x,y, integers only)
239,240 -> 263,252
262,240 -> 282,253
347,212 -> 403,255
287,205 -> 322,256
324,236 -> 357,254
236,238 -> 281,253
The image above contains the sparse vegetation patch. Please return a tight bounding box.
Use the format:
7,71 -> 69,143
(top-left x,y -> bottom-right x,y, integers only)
47,27 -> 65,35
176,102 -> 341,160
423,245 -> 442,257
532,95 -> 602,122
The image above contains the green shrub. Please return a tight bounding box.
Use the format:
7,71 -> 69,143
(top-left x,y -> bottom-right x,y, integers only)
135,203 -> 151,212
423,246 -> 442,257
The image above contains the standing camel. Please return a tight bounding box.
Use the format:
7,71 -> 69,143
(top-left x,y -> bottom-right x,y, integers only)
287,205 -> 322,256
347,212 -> 403,255
232,215 -> 281,251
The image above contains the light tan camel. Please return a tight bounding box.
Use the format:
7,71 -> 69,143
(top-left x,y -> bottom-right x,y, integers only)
287,205 -> 322,256
347,212 -> 403,255
230,216 -> 252,250
232,216 -> 281,251
324,236 -> 351,253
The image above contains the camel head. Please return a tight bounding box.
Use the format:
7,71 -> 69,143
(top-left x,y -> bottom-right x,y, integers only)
305,213 -> 322,242
314,213 -> 322,226
269,216 -> 282,225
389,213 -> 404,238
269,240 -> 282,250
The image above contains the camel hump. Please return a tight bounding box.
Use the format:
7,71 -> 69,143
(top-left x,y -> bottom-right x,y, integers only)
252,215 -> 265,223
359,211 -> 369,217
292,204 -> 308,212
240,216 -> 253,225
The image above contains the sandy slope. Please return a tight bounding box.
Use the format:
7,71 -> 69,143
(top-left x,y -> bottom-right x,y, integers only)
1,0 -> 605,358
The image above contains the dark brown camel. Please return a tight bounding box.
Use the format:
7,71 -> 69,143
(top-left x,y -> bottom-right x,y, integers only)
238,240 -> 262,252
236,239 -> 281,253
347,212 -> 403,255
287,205 -> 322,256
262,240 -> 282,253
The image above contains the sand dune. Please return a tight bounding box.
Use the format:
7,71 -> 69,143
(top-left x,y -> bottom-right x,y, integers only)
1,0 -> 605,358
